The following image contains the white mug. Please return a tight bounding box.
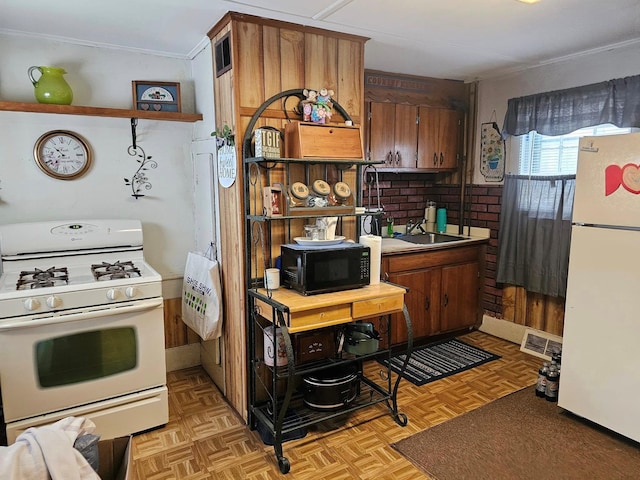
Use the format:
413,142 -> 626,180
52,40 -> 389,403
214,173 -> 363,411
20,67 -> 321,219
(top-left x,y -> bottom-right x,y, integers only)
264,268 -> 280,290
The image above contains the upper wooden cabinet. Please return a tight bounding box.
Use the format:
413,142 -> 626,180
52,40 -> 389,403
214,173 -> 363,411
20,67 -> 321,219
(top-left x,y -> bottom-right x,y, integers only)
369,102 -> 417,169
364,70 -> 469,174
417,107 -> 464,170
367,101 -> 463,172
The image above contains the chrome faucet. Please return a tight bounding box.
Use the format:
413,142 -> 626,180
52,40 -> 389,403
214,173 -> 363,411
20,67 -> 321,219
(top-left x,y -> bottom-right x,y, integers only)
406,218 -> 427,235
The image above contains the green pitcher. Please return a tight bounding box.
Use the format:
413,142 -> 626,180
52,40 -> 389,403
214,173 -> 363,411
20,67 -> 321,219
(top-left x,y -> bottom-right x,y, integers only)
28,66 -> 73,105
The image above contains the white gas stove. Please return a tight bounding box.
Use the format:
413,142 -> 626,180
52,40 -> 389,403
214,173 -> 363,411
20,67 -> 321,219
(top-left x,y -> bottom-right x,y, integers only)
0,219 -> 168,444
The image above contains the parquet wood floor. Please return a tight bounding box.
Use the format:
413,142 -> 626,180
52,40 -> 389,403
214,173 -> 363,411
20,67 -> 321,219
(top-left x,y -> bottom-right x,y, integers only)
131,331 -> 541,479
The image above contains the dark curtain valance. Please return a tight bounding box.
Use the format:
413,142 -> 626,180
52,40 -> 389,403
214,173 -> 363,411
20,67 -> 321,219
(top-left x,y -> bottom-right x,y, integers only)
502,74 -> 640,138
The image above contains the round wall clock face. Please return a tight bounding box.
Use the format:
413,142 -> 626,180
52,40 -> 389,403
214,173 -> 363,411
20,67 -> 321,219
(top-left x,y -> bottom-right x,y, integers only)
140,86 -> 174,102
34,130 -> 92,180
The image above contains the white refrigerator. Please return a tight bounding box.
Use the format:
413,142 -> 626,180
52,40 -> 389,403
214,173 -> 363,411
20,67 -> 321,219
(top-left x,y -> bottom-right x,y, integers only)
559,132 -> 640,442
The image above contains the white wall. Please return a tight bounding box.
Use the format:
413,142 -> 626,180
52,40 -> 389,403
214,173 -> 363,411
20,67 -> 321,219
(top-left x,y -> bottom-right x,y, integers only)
473,43 -> 640,184
190,41 -> 219,256
0,34 -> 199,282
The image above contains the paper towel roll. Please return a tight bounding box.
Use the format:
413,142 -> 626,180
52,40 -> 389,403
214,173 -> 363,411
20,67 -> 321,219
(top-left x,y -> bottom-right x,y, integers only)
359,234 -> 382,285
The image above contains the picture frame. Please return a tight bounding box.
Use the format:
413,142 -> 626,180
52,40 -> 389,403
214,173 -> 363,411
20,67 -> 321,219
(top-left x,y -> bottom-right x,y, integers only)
263,185 -> 283,217
132,81 -> 181,112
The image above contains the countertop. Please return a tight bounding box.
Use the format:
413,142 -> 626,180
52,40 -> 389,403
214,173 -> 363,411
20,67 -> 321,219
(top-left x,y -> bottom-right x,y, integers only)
381,229 -> 489,256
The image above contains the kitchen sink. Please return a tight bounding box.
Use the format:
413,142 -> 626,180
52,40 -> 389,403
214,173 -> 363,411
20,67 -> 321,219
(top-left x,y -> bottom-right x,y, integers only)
396,233 -> 467,245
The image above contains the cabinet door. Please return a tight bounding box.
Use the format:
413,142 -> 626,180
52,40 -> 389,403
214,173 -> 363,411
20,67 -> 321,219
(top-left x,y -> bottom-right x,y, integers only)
389,268 -> 440,345
438,109 -> 463,169
440,261 -> 479,333
393,104 -> 418,169
417,107 -> 462,170
417,106 -> 439,169
369,102 -> 395,165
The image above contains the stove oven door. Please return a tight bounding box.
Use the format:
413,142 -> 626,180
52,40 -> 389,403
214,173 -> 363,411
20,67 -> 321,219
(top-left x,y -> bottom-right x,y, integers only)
0,298 -> 166,425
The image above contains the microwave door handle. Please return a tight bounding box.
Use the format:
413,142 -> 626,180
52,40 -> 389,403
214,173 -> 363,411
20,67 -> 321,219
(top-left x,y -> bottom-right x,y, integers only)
297,256 -> 303,285
0,298 -> 163,331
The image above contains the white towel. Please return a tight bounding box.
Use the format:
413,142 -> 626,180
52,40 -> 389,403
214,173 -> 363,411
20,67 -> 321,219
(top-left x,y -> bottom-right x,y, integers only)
0,416 -> 100,480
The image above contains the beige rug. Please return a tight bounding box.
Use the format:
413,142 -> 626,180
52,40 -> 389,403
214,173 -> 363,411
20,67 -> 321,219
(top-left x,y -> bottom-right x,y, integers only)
393,386 -> 640,480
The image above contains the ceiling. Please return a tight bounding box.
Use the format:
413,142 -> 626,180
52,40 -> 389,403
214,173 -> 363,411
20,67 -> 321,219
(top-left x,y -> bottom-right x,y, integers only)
2,0 -> 639,82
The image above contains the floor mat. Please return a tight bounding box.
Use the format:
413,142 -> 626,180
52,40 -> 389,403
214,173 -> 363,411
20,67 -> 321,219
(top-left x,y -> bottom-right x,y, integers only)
378,337 -> 500,386
392,386 -> 640,480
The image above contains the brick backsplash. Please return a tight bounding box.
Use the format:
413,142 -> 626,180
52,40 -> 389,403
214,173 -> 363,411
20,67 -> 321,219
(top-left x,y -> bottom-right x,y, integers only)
375,173 -> 503,317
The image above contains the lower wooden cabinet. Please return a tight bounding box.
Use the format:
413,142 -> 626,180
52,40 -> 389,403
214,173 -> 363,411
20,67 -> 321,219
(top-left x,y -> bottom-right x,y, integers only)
383,244 -> 485,346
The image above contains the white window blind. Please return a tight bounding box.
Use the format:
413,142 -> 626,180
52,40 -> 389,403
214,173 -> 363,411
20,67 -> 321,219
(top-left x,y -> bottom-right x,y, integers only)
518,125 -> 636,176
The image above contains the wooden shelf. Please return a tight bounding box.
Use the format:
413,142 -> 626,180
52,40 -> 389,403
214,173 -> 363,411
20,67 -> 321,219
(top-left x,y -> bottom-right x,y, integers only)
0,101 -> 203,122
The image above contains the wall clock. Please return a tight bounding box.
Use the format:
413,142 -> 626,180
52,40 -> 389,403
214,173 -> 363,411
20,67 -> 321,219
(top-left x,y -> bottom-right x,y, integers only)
34,130 -> 92,180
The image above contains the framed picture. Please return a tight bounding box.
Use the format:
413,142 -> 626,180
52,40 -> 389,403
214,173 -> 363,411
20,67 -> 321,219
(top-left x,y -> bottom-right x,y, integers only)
132,81 -> 181,112
263,186 -> 283,217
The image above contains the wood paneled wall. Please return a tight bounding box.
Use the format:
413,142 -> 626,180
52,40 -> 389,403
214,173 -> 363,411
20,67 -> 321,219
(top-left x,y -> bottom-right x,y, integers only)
501,286 -> 565,337
163,297 -> 200,348
208,12 -> 368,420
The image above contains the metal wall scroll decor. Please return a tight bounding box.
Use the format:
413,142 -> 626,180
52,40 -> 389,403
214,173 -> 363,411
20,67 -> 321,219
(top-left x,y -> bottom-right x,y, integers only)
124,118 -> 158,199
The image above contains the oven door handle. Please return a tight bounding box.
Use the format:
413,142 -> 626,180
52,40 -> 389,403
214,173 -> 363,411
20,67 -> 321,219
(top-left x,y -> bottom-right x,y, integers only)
0,298 -> 163,330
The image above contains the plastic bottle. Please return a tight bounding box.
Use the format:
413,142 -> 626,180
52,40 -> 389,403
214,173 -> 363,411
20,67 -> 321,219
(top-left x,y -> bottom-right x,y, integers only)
545,365 -> 560,402
436,208 -> 447,233
387,217 -> 394,237
552,349 -> 562,366
535,362 -> 549,398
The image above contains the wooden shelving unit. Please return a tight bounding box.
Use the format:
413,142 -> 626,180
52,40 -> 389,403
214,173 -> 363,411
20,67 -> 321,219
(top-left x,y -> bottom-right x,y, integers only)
0,100 -> 202,122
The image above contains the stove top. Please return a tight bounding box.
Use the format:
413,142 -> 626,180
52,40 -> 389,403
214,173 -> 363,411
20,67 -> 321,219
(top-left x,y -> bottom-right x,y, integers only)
0,252 -> 161,296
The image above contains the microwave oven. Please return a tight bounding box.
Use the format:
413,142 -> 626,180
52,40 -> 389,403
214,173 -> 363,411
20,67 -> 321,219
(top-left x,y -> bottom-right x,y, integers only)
280,243 -> 370,295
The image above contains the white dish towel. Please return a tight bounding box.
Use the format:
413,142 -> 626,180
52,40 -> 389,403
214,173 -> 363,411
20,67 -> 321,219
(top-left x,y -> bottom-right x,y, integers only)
0,416 -> 100,480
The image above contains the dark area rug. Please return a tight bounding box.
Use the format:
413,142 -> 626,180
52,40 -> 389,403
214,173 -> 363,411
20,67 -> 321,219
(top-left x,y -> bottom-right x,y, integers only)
393,386 -> 640,480
378,338 -> 500,386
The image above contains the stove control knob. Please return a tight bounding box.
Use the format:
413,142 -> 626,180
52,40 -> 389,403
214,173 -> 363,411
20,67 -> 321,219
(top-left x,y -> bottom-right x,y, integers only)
125,287 -> 138,298
46,296 -> 62,308
107,289 -> 121,301
24,298 -> 41,311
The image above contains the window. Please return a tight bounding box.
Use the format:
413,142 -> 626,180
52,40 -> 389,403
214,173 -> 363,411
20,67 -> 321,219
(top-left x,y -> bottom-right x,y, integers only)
518,124 -> 637,176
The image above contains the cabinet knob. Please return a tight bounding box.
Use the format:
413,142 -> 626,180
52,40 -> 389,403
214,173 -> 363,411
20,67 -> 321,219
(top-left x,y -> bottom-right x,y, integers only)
443,293 -> 449,307
395,151 -> 400,165
425,296 -> 430,311
433,153 -> 438,166
440,152 -> 444,165
387,151 -> 392,164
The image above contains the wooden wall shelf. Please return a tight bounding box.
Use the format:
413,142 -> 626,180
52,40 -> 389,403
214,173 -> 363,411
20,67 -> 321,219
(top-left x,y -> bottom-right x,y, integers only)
0,101 -> 203,122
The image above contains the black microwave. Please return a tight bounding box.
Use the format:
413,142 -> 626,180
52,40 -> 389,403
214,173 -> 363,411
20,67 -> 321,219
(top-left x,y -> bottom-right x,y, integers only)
280,243 -> 370,295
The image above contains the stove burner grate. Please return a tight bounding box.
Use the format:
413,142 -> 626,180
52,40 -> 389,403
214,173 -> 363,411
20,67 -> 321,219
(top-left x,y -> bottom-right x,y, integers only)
17,267 -> 69,290
91,261 -> 142,281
